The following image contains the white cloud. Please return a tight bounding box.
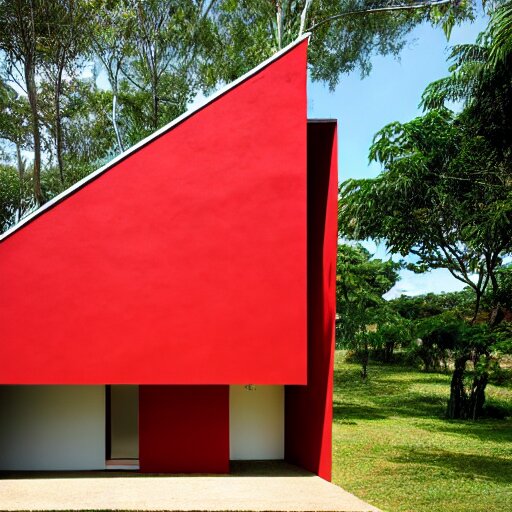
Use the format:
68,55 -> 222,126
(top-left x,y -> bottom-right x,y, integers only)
384,268 -> 467,300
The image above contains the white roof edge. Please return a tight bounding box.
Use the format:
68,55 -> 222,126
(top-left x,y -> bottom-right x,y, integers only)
1,33 -> 311,242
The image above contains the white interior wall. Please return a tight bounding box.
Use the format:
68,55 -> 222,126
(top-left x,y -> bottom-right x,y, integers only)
0,385 -> 105,470
229,385 -> 284,460
110,385 -> 139,459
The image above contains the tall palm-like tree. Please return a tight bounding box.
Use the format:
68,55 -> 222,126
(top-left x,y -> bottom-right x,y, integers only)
421,0 -> 512,109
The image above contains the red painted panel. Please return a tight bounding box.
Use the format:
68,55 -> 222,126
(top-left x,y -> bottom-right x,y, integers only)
139,385 -> 229,473
285,121 -> 337,481
0,41 -> 308,384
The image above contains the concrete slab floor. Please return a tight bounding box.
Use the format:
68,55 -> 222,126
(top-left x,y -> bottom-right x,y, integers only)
0,461 -> 380,512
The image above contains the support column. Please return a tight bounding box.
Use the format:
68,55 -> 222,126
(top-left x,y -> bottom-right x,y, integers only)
285,121 -> 337,481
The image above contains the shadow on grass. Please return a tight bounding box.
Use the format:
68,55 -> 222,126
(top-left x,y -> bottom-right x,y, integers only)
421,420 -> 512,443
333,402 -> 388,421
333,363 -> 449,422
394,376 -> 451,386
334,360 -> 512,451
392,449 -> 512,485
333,393 -> 446,423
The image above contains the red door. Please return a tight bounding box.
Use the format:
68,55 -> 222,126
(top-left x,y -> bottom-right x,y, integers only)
139,385 -> 229,473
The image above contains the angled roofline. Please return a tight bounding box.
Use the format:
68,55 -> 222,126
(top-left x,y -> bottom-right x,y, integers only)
1,33 -> 310,243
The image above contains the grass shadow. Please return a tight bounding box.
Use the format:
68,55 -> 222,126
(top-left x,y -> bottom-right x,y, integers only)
333,402 -> 388,422
421,420 -> 512,443
392,448 -> 512,485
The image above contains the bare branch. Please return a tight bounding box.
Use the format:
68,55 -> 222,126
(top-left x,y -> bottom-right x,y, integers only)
306,0 -> 453,33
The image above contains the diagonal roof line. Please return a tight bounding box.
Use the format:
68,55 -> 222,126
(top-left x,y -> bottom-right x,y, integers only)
1,33 -> 310,243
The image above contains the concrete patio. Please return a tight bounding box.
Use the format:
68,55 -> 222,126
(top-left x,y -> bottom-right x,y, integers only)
0,462 -> 380,512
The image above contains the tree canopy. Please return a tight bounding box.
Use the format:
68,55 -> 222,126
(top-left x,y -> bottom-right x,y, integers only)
339,1 -> 512,418
0,0 -> 493,227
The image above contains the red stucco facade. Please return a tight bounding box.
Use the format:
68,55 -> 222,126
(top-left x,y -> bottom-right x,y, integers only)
0,40 -> 308,385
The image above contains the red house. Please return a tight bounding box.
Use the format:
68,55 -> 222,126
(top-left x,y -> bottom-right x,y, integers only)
0,36 -> 337,480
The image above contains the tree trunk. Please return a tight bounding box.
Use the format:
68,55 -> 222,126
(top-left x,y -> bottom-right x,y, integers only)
25,60 -> 43,206
447,355 -> 468,419
275,1 -> 283,49
360,341 -> 369,380
55,63 -> 65,184
468,370 -> 488,420
471,290 -> 482,324
112,85 -> 124,153
384,341 -> 395,362
16,142 -> 25,178
151,56 -> 159,131
152,84 -> 158,130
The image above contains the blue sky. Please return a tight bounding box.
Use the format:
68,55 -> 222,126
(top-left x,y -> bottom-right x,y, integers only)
307,15 -> 488,298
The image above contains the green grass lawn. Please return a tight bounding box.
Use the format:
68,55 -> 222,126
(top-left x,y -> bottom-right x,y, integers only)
331,351 -> 512,512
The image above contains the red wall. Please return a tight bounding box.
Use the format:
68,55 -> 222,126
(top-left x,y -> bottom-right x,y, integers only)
139,385 -> 229,473
285,121 -> 337,481
0,41 -> 308,385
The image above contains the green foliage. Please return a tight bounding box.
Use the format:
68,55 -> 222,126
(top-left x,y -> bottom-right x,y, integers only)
336,243 -> 401,343
364,315 -> 414,363
0,164 -> 32,231
390,289 -> 475,320
389,287 -> 512,372
421,0 -> 512,178
116,0 -> 210,135
40,162 -> 96,200
0,81 -> 31,154
336,242 -> 401,376
340,106 -> 511,320
487,0 -> 512,67
339,6 -> 512,416
210,1 -> 478,90
0,0 -> 496,229
412,312 -> 465,370
60,81 -> 117,164
422,0 -> 512,109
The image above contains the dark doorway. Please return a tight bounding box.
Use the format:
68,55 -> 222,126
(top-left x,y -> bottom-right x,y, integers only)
106,385 -> 139,469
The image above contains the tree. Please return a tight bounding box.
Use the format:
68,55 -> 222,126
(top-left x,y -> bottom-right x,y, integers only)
369,315 -> 413,362
339,110 -> 511,416
90,0 -> 133,153
339,6 -> 512,415
209,0 -> 476,89
0,0 -> 50,205
38,0 -> 90,183
422,0 -> 512,110
413,312 -> 463,372
59,80 -> 116,167
421,0 -> 512,324
336,243 -> 401,378
340,108 -> 511,321
119,0 -> 215,138
390,290 -> 475,321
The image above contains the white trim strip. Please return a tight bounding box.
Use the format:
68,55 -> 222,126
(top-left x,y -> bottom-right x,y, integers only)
1,34 -> 310,242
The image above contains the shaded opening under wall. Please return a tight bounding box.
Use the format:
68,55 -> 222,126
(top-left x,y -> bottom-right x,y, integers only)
0,384 -> 286,472
106,385 -> 139,469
